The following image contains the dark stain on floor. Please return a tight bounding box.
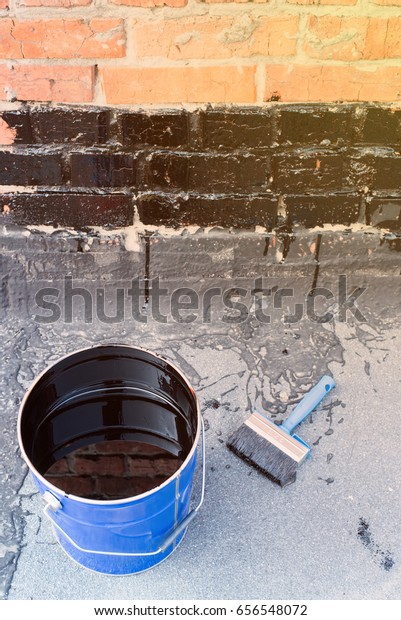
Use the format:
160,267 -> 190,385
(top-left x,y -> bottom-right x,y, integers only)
357,517 -> 395,571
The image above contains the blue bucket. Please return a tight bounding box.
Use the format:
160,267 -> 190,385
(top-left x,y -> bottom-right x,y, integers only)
17,345 -> 204,575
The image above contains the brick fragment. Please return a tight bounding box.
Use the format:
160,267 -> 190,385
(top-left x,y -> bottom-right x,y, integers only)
0,117 -> 16,145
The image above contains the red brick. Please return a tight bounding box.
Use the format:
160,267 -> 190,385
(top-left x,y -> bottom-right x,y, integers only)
134,15 -> 298,60
45,475 -> 96,497
0,65 -> 94,102
0,117 -> 16,144
45,458 -> 70,475
127,458 -> 158,477
134,444 -> 172,457
153,457 -> 181,476
21,0 -> 91,5
73,454 -> 125,476
113,0 -> 186,5
127,456 -> 181,477
79,440 -> 169,456
96,476 -> 141,498
88,440 -> 136,454
100,65 -> 256,104
0,19 -> 125,59
264,64 -> 401,102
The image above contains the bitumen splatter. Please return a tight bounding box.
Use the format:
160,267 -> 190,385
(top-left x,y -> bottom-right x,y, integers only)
357,518 -> 395,572
204,399 -> 221,410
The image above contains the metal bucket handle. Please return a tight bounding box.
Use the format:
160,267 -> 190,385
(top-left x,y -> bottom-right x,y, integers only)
42,415 -> 206,557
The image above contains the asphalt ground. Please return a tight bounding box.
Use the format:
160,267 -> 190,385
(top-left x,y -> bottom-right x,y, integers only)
0,228 -> 400,600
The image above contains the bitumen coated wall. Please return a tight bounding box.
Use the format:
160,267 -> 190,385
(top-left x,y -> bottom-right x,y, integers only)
0,104 -> 401,231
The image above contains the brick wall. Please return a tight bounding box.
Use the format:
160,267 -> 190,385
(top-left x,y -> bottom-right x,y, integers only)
45,440 -> 182,500
1,2 -> 401,231
0,104 -> 400,231
0,0 -> 401,105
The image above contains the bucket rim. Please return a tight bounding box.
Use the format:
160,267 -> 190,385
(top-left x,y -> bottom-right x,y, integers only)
17,343 -> 201,506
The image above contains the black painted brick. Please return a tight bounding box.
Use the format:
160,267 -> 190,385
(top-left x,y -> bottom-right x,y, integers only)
31,109 -> 109,145
361,108 -> 401,145
121,112 -> 189,148
273,150 -> 347,193
373,155 -> 401,190
145,153 -> 271,192
285,194 -> 361,228
1,110 -> 34,143
0,193 -> 132,228
70,152 -> 136,188
367,198 -> 401,230
346,152 -> 376,190
347,150 -> 401,190
137,193 -> 278,229
201,109 -> 274,149
0,151 -> 63,185
278,107 -> 352,146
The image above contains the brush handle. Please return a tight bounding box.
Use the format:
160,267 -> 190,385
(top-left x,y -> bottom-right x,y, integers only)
280,375 -> 335,435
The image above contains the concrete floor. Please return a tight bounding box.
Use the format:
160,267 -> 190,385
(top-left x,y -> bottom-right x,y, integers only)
1,228 -> 401,600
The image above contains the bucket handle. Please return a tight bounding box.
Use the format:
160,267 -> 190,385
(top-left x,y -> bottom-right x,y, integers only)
42,415 -> 206,557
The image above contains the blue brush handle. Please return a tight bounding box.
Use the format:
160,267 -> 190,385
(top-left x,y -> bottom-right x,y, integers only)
280,375 -> 335,435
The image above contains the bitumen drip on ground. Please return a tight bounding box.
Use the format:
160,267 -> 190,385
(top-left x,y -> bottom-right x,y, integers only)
0,226 -> 400,599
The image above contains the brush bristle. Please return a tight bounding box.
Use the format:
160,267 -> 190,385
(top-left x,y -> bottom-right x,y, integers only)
227,423 -> 298,487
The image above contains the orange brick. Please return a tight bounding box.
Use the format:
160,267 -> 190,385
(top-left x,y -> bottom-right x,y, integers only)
0,117 -> 16,144
197,0 -> 270,4
134,15 -> 298,60
367,17 -> 401,59
100,65 -> 256,104
264,64 -> 401,102
113,0 -> 186,6
305,16 -> 401,61
21,0 -> 91,5
0,19 -> 125,59
0,65 -> 94,102
287,0 -> 356,4
304,16 -> 366,61
197,0 -> 270,3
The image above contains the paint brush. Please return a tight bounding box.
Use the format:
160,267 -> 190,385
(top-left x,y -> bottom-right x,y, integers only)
227,376 -> 335,487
